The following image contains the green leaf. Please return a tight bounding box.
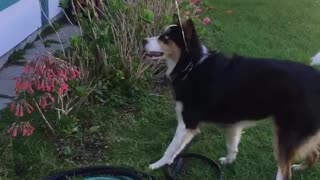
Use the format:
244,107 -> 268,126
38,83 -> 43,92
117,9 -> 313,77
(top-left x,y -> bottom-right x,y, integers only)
71,126 -> 79,133
95,90 -> 104,96
76,86 -> 86,96
97,97 -> 107,103
59,0 -> 70,9
213,20 -> 223,31
163,15 -> 172,25
89,126 -> 101,133
64,146 -> 72,155
141,9 -> 154,24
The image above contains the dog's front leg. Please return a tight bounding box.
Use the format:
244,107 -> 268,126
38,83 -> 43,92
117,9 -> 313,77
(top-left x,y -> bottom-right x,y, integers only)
149,102 -> 200,170
149,121 -> 199,170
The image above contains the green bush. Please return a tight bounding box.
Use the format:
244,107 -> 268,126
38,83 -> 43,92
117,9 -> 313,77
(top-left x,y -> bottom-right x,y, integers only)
62,0 -> 175,106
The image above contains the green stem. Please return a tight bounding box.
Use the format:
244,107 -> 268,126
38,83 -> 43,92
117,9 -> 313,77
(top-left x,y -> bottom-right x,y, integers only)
0,138 -> 10,158
33,98 -> 56,134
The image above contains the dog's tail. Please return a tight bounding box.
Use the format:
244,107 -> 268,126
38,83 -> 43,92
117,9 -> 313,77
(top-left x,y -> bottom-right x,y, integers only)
310,51 -> 320,66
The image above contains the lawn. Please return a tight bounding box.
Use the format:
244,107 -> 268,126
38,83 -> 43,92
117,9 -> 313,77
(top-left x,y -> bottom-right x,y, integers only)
1,0 -> 320,179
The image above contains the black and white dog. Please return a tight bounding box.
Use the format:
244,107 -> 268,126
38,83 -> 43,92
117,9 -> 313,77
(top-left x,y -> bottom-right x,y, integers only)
143,14 -> 320,180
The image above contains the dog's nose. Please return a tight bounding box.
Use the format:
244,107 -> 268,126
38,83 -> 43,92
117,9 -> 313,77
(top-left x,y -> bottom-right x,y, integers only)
142,39 -> 148,47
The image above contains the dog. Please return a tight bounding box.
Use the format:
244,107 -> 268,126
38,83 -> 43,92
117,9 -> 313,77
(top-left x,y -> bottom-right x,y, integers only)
143,14 -> 320,180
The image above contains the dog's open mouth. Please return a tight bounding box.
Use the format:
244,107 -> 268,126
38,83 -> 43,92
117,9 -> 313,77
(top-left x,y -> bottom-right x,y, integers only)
145,51 -> 164,57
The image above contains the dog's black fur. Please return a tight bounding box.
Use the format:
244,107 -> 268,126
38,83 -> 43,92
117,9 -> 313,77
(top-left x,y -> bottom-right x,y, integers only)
157,17 -> 320,179
175,50 -> 320,130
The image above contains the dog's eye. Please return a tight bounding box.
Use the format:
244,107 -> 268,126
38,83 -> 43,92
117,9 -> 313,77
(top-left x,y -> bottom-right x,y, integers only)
159,35 -> 170,44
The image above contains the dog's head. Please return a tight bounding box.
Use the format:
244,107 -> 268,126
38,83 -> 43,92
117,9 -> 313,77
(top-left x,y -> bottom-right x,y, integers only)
143,14 -> 199,64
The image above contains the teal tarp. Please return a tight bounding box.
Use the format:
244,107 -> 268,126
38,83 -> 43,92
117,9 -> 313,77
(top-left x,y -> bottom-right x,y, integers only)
0,0 -> 20,12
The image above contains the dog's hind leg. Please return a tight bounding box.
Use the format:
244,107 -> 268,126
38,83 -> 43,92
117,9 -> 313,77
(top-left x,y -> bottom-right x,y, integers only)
219,125 -> 243,165
149,101 -> 200,170
274,127 -> 294,180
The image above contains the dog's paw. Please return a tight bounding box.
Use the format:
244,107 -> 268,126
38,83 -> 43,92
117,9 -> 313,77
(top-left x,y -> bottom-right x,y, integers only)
291,164 -> 307,171
148,158 -> 172,170
218,157 -> 235,165
148,163 -> 161,170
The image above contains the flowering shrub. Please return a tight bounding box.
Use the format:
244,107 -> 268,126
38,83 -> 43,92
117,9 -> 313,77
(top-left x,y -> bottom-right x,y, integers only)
6,56 -> 81,137
62,0 -> 175,104
177,0 -> 216,37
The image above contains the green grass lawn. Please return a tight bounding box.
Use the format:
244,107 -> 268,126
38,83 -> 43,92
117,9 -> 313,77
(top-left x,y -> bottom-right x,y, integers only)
1,0 -> 320,179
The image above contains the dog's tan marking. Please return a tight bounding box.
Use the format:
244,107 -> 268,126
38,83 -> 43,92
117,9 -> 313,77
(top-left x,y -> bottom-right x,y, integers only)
293,130 -> 320,163
159,40 -> 181,63
306,150 -> 319,167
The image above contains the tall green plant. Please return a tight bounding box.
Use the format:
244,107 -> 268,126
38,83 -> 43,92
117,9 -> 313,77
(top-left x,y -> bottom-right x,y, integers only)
65,0 -> 175,105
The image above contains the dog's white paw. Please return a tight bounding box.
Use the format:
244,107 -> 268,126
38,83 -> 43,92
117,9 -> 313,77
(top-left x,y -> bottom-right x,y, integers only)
291,164 -> 307,171
148,163 -> 161,170
149,158 -> 172,170
218,157 -> 235,165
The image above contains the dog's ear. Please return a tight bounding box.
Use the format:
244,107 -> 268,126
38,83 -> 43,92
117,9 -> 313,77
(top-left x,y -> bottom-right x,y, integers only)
182,18 -> 196,40
173,14 -> 180,24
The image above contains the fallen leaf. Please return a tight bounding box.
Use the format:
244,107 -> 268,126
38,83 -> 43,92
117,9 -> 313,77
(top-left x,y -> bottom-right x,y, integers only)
226,10 -> 234,14
206,6 -> 216,10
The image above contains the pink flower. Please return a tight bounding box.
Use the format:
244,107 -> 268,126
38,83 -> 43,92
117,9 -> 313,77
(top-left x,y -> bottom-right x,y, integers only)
10,55 -> 82,135
23,66 -> 30,73
195,7 -> 202,15
21,122 -> 35,136
47,93 -> 55,104
12,127 -> 18,137
44,81 -> 51,92
6,122 -> 35,137
24,81 -> 34,94
19,105 -> 24,117
10,102 -> 16,112
15,78 -> 23,93
59,70 -> 67,80
58,82 -> 69,95
71,68 -> 80,79
39,80 -> 45,91
202,17 -> 211,25
190,0 -> 200,6
15,104 -> 20,117
25,101 -> 34,114
6,123 -> 18,138
38,96 -> 47,108
10,100 -> 34,117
